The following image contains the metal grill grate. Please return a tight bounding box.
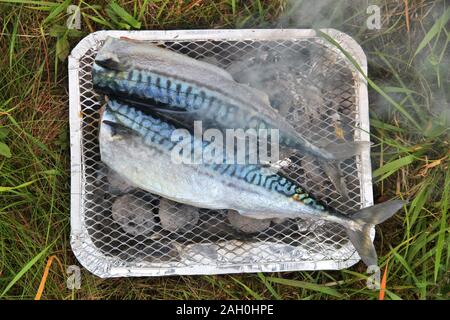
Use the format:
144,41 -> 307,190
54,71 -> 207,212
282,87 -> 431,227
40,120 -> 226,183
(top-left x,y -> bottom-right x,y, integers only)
69,30 -> 372,277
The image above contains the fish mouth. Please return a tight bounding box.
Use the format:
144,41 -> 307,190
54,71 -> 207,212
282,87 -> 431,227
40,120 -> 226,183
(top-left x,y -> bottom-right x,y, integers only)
101,95 -> 194,133
94,49 -> 127,71
106,93 -> 186,114
95,58 -> 114,68
94,58 -> 125,71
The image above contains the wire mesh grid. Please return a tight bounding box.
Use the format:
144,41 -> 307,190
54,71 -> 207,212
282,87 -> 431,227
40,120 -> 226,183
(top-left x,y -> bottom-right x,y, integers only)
69,30 -> 371,276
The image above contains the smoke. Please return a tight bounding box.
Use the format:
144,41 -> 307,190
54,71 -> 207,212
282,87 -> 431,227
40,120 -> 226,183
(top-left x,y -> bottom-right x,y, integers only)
223,0 -> 450,131
272,0 -> 450,127
276,0 -> 364,29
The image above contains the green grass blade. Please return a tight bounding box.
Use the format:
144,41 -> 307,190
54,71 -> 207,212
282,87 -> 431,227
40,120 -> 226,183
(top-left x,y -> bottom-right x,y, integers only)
137,0 -> 151,21
0,179 -> 38,192
414,6 -> 450,58
257,273 -> 282,300
391,251 -> 419,285
371,118 -> 406,133
108,1 -> 141,29
385,290 -> 403,300
0,246 -> 49,297
230,277 -> 263,300
266,277 -> 342,298
82,13 -> 114,29
8,10 -> 20,68
0,141 -> 11,158
434,167 -> 449,281
373,155 -> 415,179
230,0 -> 236,16
0,0 -> 58,7
382,86 -> 417,95
42,0 -> 70,25
408,179 -> 433,227
0,127 -> 10,139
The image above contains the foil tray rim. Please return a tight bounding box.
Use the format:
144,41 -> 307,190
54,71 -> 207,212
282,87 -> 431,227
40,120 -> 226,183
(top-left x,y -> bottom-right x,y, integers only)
69,28 -> 372,278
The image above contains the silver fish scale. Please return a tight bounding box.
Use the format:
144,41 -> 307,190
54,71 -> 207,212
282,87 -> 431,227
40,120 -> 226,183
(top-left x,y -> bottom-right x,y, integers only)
69,30 -> 372,277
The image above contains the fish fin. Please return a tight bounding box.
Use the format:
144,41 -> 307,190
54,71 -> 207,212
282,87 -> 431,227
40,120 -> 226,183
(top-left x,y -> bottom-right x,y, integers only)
234,210 -> 251,217
351,200 -> 407,224
323,141 -> 370,160
346,200 -> 406,266
316,141 -> 369,197
241,84 -> 272,106
237,211 -> 274,220
198,56 -> 235,81
319,160 -> 349,199
345,225 -> 377,267
102,119 -> 137,137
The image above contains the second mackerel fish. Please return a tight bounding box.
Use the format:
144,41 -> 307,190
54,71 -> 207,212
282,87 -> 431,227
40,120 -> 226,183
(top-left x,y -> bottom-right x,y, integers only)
100,98 -> 404,267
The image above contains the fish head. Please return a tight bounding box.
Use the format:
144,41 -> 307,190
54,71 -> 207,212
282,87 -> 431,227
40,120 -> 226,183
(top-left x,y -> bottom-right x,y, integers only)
96,37 -> 164,70
95,51 -> 120,69
95,47 -> 124,71
95,37 -> 138,71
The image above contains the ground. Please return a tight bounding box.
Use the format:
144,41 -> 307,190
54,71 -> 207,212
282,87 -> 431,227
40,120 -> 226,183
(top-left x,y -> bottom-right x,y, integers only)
0,0 -> 448,300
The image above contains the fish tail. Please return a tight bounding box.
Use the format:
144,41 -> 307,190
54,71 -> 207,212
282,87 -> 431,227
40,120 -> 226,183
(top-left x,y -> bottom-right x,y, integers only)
345,200 -> 406,266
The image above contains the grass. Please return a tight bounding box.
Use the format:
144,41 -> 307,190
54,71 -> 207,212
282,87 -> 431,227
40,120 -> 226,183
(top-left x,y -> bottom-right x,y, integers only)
0,0 -> 448,300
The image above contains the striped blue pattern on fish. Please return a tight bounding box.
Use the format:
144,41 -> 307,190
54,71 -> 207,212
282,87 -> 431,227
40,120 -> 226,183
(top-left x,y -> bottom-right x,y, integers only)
93,64 -> 263,129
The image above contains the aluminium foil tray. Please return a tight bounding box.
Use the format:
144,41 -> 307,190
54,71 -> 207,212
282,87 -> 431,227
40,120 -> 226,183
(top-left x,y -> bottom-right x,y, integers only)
68,29 -> 372,277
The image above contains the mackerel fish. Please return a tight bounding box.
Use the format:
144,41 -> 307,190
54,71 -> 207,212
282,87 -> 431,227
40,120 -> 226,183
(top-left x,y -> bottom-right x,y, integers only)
100,98 -> 405,267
